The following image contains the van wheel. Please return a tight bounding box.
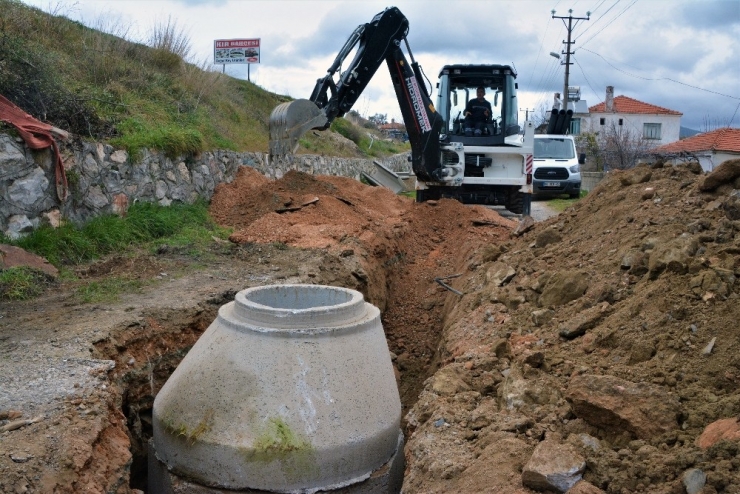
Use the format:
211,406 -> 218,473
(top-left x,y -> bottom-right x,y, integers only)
505,189 -> 524,214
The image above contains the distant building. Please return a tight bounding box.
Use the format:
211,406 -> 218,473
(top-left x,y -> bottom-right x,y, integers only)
648,127 -> 740,171
379,119 -> 406,140
580,86 -> 682,147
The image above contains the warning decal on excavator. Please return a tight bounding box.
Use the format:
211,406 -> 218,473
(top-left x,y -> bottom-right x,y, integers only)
405,76 -> 432,133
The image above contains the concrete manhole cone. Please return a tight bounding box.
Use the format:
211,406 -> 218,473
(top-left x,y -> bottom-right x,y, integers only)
150,284 -> 403,493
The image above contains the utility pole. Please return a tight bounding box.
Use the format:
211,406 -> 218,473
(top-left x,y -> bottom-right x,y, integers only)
551,9 -> 589,112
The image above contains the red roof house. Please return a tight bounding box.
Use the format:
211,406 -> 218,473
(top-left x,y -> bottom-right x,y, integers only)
649,127 -> 740,171
583,86 -> 682,147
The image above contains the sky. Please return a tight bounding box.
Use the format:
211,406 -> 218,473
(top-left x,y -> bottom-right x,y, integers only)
19,0 -> 740,131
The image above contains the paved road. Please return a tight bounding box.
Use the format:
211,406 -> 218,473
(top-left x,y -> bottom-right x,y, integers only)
491,199 -> 560,222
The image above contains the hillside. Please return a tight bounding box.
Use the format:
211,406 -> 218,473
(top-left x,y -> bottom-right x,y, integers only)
0,0 -> 407,159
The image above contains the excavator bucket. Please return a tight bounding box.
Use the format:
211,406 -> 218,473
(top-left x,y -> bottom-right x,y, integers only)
268,99 -> 329,157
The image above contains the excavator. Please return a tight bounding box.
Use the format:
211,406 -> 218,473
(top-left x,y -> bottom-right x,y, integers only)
268,6 -> 534,215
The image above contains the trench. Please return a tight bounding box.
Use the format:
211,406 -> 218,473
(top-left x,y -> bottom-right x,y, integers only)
91,294 -> 230,491
91,265 -> 449,491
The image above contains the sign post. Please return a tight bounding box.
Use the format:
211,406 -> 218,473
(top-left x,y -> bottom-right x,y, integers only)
214,38 -> 261,81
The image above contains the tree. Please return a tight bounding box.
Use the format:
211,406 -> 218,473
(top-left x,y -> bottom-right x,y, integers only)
368,113 -> 387,126
576,122 -> 651,171
575,132 -> 604,171
531,104 -> 554,130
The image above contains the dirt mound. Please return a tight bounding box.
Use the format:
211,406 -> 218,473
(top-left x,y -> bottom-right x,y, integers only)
209,167 -> 517,411
402,162 -> 740,493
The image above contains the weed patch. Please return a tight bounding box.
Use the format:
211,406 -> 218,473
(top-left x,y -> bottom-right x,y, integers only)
12,201 -> 224,267
75,277 -> 144,303
547,190 -> 587,212
0,266 -> 49,300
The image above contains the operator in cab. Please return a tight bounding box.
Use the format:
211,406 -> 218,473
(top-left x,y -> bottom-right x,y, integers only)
463,87 -> 491,136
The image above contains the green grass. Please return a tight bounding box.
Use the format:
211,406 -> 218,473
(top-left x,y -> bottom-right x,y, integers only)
359,135 -> 410,158
0,266 -> 48,300
546,190 -> 588,212
0,0 -> 283,152
329,117 -> 410,157
3,200 -> 232,301
10,200 -> 230,267
75,277 -> 144,303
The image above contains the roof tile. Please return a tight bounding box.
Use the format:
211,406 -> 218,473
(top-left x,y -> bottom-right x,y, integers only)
589,95 -> 682,116
651,128 -> 740,154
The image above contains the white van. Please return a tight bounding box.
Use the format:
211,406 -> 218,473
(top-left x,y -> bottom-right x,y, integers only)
533,135 -> 583,198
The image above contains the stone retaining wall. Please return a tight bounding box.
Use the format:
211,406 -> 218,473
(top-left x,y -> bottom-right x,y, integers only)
0,133 -> 412,239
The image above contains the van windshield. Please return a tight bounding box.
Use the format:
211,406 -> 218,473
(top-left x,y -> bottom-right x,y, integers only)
534,138 -> 575,159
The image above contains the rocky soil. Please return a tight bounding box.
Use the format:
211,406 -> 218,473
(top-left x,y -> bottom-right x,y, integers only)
1,160 -> 740,493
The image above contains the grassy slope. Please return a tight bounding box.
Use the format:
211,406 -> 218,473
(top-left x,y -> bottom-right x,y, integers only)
0,0 -> 407,158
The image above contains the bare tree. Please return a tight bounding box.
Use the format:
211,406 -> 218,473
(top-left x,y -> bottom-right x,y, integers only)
600,121 -> 652,170
531,103 -> 554,130
700,115 -> 731,133
577,122 -> 651,171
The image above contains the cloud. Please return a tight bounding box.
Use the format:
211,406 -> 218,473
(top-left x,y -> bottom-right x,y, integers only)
173,0 -> 227,5
680,0 -> 740,28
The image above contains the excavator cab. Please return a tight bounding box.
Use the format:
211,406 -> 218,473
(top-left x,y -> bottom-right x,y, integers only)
448,86 -> 502,137
436,64 -> 520,145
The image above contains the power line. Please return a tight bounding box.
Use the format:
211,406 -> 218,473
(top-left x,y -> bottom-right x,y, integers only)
577,0 -> 619,39
528,2 -> 606,113
573,56 -> 602,105
728,102 -> 740,127
526,16 -> 554,89
581,47 -> 740,100
579,0 -> 640,48
533,58 -> 565,108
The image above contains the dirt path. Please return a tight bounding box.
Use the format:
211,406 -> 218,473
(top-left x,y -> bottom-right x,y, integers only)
2,162 -> 740,493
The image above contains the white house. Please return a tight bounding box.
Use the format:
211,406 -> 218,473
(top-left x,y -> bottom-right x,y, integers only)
649,128 -> 740,171
579,86 -> 682,147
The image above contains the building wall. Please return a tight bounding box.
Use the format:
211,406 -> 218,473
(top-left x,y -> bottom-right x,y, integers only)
661,151 -> 739,172
581,113 -> 681,147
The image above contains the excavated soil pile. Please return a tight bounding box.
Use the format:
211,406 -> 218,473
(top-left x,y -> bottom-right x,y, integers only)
400,160 -> 740,494
209,166 -> 517,411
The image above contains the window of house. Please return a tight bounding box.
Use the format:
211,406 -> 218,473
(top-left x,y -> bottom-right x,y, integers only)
644,123 -> 662,140
618,118 -> 623,126
599,118 -> 605,125
570,118 -> 581,135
